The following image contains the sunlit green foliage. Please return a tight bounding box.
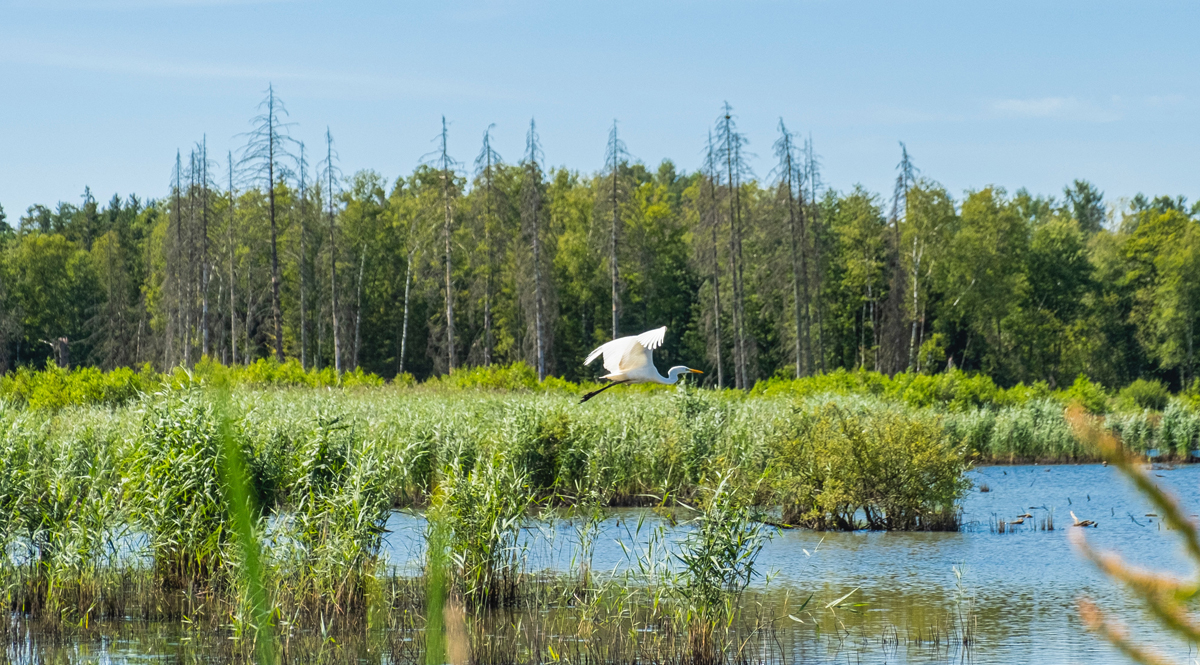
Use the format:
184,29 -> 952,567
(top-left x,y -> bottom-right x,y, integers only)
770,401 -> 970,529
5,144 -> 1198,396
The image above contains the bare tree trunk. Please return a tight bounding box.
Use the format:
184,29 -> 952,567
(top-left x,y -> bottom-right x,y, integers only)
533,197 -> 545,380
806,138 -> 827,373
440,118 -> 457,372
608,121 -> 623,339
776,122 -> 808,377
268,100 -> 284,362
520,121 -> 547,381
200,137 -> 210,359
399,247 -> 414,375
710,193 -> 724,389
353,247 -> 365,369
170,151 -> 183,368
326,129 -> 342,374
184,150 -> 195,367
298,142 -> 308,370
704,136 -> 725,389
722,115 -> 748,390
909,236 -> 922,372
473,125 -> 505,368
228,153 -> 237,366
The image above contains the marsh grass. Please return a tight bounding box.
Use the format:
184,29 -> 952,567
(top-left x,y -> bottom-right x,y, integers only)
11,375 -> 1198,662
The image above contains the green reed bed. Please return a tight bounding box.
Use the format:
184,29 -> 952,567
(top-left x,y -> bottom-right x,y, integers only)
0,385 -> 999,665
1,372 -> 1196,663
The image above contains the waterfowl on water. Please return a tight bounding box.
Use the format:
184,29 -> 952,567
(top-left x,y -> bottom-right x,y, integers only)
1070,511 -> 1096,527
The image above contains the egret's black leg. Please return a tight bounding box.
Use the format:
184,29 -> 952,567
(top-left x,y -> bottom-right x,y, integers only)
580,380 -> 630,404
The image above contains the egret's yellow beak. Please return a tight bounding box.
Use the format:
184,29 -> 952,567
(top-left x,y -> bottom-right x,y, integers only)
689,369 -> 704,374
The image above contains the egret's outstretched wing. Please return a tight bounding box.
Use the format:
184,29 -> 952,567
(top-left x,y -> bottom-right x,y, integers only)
636,327 -> 666,351
584,339 -> 618,366
583,327 -> 668,376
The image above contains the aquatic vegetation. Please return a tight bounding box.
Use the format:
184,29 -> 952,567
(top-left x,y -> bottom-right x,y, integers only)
428,456 -> 531,608
126,391 -> 231,588
770,401 -> 970,530
3,373 -> 1200,664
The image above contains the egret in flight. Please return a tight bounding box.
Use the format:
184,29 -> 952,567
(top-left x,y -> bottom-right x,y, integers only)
580,326 -> 702,403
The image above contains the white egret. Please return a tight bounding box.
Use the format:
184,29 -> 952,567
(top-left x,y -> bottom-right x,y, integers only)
579,326 -> 702,403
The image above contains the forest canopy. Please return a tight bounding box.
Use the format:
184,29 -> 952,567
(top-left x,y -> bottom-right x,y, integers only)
1,92 -> 1198,391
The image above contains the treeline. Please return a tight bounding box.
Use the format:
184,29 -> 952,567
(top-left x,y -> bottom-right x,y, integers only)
1,89 -> 1198,389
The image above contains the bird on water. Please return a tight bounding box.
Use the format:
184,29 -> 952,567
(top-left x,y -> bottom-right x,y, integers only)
579,326 -> 702,403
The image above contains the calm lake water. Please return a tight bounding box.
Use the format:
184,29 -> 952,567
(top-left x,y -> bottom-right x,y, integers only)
380,463 -> 1199,665
14,464 -> 1200,664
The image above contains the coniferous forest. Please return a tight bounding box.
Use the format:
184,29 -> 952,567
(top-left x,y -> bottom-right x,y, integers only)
2,89 -> 1198,391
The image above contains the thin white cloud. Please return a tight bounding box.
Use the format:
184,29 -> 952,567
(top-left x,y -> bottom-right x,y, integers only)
8,0 -> 292,9
0,42 -> 519,101
990,96 -> 1120,123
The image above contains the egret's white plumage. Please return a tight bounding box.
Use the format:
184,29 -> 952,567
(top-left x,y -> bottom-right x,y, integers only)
580,326 -> 701,402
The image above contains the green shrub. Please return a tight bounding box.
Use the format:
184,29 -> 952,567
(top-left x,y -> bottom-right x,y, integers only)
1182,378 -> 1200,410
1058,374 -> 1110,414
0,361 -> 157,410
770,401 -> 970,530
441,362 -> 540,391
1116,378 -> 1171,412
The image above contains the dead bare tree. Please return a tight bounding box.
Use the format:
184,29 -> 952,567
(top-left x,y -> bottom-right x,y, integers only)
473,125 -> 503,366
521,119 -> 547,380
804,135 -> 827,372
398,201 -> 420,377
297,141 -> 310,369
353,248 -> 365,369
603,120 -> 630,339
197,136 -> 213,360
239,84 -> 297,363
716,103 -> 753,389
703,132 -> 725,389
879,142 -> 917,374
434,117 -> 459,373
167,150 -> 183,368
227,152 -> 238,365
320,127 -> 344,373
773,120 -> 812,377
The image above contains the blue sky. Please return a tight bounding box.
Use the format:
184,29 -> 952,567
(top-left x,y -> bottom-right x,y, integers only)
2,0 -> 1197,218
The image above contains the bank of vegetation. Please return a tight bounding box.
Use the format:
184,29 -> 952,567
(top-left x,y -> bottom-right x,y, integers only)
2,378 -> 978,662
4,363 -> 1193,661
4,360 -> 1199,460
2,92 -> 1199,403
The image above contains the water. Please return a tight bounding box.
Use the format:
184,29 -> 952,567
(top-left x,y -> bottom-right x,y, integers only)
13,464 -> 1200,664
